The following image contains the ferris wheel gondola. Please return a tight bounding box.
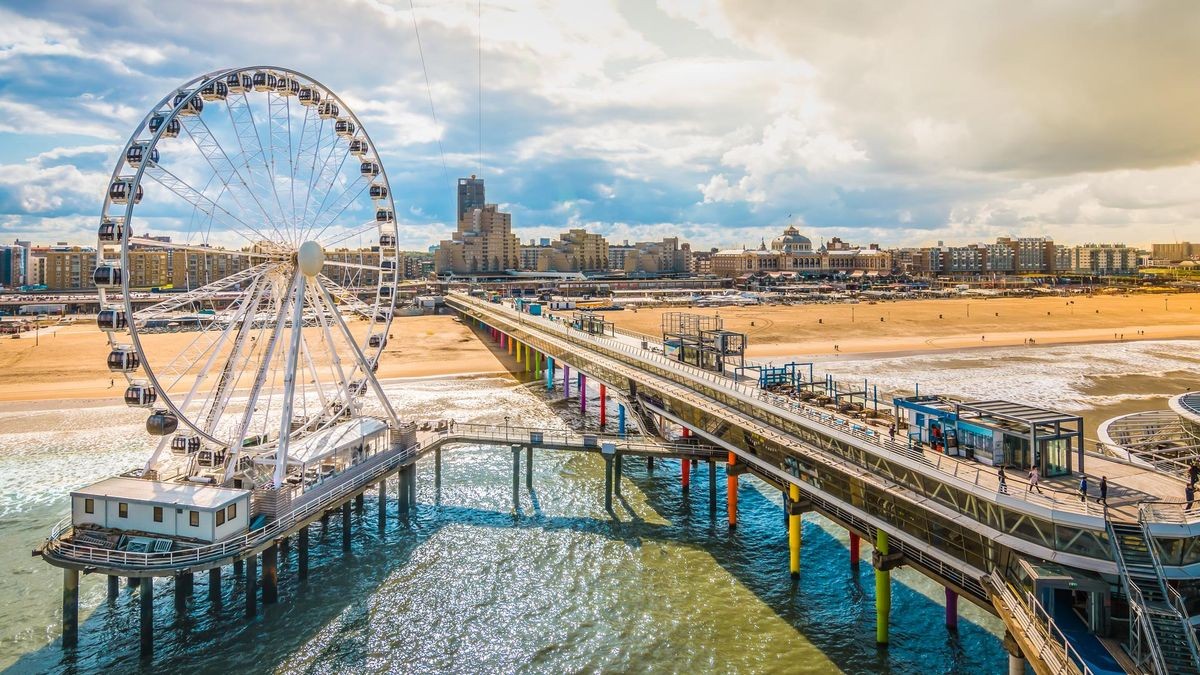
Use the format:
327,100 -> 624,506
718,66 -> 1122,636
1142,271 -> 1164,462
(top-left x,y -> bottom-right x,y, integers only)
94,66 -> 402,490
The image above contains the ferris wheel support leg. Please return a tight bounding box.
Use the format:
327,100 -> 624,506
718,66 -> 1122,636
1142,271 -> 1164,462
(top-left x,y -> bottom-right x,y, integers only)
273,273 -> 307,488
317,284 -> 401,428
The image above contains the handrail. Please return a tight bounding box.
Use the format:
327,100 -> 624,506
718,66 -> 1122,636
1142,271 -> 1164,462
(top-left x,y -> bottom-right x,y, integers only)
1107,516 -> 1169,675
1139,503 -> 1200,671
458,295 -> 1101,516
43,422 -> 721,571
984,569 -> 1091,675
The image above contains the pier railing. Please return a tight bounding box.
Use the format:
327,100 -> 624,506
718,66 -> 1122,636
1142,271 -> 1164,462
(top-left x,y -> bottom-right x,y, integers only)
984,570 -> 1092,675
457,295 -> 1100,516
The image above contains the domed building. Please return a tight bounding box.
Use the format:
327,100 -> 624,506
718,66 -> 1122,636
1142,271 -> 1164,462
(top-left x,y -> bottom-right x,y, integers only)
771,225 -> 813,254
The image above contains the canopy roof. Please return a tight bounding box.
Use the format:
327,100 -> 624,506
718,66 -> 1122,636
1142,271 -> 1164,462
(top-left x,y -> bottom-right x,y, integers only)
259,417 -> 389,466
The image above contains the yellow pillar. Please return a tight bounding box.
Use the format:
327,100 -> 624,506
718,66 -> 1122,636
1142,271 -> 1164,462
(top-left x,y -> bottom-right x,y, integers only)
516,341 -> 522,363
788,484 -> 801,578
876,529 -> 890,646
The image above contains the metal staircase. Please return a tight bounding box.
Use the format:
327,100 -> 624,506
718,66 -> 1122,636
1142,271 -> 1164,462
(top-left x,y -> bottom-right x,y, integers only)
1108,516 -> 1200,674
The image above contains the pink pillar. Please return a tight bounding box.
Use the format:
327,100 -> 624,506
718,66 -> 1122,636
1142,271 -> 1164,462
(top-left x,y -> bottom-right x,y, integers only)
599,384 -> 607,428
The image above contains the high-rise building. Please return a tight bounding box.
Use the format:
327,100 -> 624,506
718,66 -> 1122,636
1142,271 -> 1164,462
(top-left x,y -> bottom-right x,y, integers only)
44,246 -> 97,290
456,175 -> 485,224
1070,244 -> 1139,275
435,203 -> 521,274
1152,242 -> 1196,263
521,229 -> 609,272
0,243 -> 28,287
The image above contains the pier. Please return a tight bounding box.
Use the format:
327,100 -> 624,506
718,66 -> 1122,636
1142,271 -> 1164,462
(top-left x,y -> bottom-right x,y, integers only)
448,292 -> 1200,674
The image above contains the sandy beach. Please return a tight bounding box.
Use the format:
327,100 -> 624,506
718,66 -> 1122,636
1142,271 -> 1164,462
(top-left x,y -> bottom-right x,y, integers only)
602,292 -> 1200,358
0,314 -> 511,405
1,293 -> 1197,409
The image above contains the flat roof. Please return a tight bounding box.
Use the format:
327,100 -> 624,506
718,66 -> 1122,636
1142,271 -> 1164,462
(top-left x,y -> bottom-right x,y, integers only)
71,477 -> 248,511
957,399 -> 1083,427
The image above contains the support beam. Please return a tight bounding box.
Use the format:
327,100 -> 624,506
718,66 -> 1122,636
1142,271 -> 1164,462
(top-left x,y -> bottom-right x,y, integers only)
875,530 -> 891,646
945,587 -> 959,631
708,459 -> 717,512
434,449 -> 442,495
139,577 -> 154,656
681,456 -> 690,492
342,502 -> 352,551
245,554 -> 257,619
378,479 -> 387,528
647,456 -> 654,474
618,404 -> 626,437
526,446 -> 533,491
128,576 -> 141,588
850,532 -> 861,568
174,571 -> 192,611
208,567 -> 221,606
788,484 -> 802,579
298,525 -> 309,580
604,454 -> 614,512
262,544 -> 279,604
512,445 -> 521,513
579,374 -> 587,414
399,468 -> 410,518
563,365 -> 570,398
62,568 -> 78,648
107,574 -> 119,603
614,453 -> 622,496
233,559 -> 244,578
546,356 -> 554,389
727,452 -> 739,529
599,384 -> 607,428
355,492 -> 364,513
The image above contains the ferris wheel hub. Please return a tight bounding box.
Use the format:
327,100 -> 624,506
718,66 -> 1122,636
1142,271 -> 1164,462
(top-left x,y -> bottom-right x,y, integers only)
297,240 -> 325,277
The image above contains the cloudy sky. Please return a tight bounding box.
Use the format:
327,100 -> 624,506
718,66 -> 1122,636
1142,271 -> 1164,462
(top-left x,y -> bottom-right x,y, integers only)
1,0 -> 1198,251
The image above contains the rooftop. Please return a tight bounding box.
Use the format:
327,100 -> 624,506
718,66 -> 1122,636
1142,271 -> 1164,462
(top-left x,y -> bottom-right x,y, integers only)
263,417 -> 389,466
1169,391 -> 1200,424
71,477 -> 248,510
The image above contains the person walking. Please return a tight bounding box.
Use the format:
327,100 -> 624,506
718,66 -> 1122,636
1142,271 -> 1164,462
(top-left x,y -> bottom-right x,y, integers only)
1098,476 -> 1108,505
1028,466 -> 1043,494
1079,475 -> 1088,502
1189,461 -> 1200,487
997,466 -> 1008,495
888,424 -> 896,442
1187,484 -> 1196,511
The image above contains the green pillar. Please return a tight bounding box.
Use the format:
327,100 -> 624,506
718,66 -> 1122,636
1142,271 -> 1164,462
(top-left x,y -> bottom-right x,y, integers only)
875,529 -> 890,646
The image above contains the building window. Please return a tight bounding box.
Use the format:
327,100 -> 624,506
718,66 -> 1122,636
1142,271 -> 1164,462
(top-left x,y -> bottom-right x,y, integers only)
84,498 -> 94,514
153,506 -> 163,523
216,510 -> 226,526
118,502 -> 128,518
189,511 -> 199,527
227,503 -> 237,520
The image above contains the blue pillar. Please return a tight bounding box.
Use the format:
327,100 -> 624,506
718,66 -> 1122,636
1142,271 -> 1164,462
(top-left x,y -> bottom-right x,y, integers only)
618,404 -> 626,437
546,357 -> 554,390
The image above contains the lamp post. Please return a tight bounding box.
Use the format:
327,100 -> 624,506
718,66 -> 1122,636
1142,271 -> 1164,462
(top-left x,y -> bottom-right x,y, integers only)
504,415 -> 511,440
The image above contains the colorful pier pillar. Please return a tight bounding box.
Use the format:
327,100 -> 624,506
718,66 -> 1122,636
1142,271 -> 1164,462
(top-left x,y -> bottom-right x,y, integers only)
875,530 -> 891,646
599,384 -> 607,428
945,588 -> 959,631
850,531 -> 861,567
563,365 -> 570,397
727,452 -> 739,528
579,373 -> 587,413
788,484 -> 802,578
618,404 -> 626,436
681,456 -> 691,491
546,357 -> 555,390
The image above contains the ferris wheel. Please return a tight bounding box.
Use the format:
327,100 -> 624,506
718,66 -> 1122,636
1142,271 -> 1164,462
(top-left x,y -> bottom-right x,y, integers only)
94,66 -> 401,489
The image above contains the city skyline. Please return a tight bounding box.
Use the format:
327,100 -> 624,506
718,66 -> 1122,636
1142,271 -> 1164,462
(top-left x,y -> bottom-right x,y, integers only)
1,1 -> 1198,252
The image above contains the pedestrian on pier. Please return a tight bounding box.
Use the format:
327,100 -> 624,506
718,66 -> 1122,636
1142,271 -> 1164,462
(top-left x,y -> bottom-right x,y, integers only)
1098,476 -> 1107,505
997,466 -> 1008,494
1078,476 -> 1088,502
1027,466 -> 1043,494
1189,461 -> 1200,487
1187,484 -> 1196,511
888,424 -> 896,442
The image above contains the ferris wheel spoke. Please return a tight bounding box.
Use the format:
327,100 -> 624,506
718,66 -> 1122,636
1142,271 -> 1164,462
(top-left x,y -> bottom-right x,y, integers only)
307,176 -> 371,242
299,143 -> 354,242
298,117 -> 336,234
309,279 -> 361,416
322,222 -> 379,249
127,237 -> 281,261
178,114 -> 286,243
199,274 -> 273,437
317,274 -> 375,319
141,271 -> 268,473
133,262 -> 273,321
142,163 -> 279,246
267,92 -> 297,246
224,91 -> 290,241
315,282 -> 400,428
